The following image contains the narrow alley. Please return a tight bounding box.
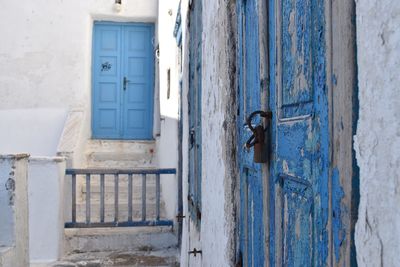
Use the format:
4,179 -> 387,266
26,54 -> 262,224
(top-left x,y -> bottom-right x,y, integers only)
0,0 -> 399,267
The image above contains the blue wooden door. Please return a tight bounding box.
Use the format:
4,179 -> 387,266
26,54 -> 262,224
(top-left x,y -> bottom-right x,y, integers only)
238,0 -> 265,265
268,0 -> 330,265
92,22 -> 154,140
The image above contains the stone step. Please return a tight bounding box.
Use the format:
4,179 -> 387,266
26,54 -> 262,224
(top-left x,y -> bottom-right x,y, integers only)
74,203 -> 166,222
80,181 -> 157,194
77,190 -> 157,204
38,248 -> 179,267
85,140 -> 157,168
64,227 -> 178,255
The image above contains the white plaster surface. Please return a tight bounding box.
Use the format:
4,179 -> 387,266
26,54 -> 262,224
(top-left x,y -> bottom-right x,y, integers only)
28,157 -> 66,263
199,1 -> 233,266
157,0 -> 180,223
0,155 -> 30,267
178,0 -> 235,266
0,0 -> 159,165
178,2 -> 191,266
0,0 -> 157,111
57,108 -> 87,168
0,109 -> 67,157
354,1 -> 400,266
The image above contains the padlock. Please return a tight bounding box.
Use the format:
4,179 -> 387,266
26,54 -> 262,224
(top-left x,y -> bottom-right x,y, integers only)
253,125 -> 267,163
245,110 -> 272,164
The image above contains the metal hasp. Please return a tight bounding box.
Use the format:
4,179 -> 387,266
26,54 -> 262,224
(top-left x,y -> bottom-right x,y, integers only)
188,248 -> 202,257
245,110 -> 272,163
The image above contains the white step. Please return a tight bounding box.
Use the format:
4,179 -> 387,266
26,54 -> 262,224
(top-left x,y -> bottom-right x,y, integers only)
74,202 -> 166,222
64,227 -> 178,254
84,140 -> 157,168
35,248 -> 179,267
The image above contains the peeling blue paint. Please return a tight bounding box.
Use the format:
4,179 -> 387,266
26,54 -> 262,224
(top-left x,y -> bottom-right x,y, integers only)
269,0 -> 329,265
237,0 -> 265,265
332,168 -> 345,262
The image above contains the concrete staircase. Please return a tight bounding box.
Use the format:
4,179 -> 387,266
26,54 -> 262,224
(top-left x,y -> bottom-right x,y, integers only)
53,140 -> 179,267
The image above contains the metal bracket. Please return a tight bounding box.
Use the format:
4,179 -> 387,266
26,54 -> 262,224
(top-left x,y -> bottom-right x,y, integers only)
189,248 -> 202,257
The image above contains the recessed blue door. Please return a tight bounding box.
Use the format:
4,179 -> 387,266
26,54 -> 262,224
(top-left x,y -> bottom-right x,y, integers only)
268,0 -> 330,265
237,0 -> 265,265
92,22 -> 154,140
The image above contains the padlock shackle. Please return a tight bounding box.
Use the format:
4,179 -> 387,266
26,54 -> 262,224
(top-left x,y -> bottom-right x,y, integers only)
246,110 -> 272,132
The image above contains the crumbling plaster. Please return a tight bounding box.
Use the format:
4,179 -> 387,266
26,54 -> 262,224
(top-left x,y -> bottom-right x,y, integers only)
354,0 -> 400,266
179,0 -> 238,266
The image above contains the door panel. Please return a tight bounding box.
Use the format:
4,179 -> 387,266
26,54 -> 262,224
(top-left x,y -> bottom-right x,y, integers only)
93,25 -> 122,138
269,0 -> 329,265
122,25 -> 154,139
238,0 -> 265,265
92,23 -> 154,140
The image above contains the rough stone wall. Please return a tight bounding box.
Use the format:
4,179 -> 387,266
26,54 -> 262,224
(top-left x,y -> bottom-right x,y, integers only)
200,0 -> 237,266
179,0 -> 238,266
354,1 -> 400,266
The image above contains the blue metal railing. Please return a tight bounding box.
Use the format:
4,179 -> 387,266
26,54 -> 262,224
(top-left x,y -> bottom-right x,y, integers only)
65,168 -> 176,228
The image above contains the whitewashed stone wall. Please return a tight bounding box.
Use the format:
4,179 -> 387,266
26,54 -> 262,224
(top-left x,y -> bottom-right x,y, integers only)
0,0 -> 157,110
0,155 -> 29,267
156,0 -> 181,222
179,1 -> 237,266
28,157 -> 66,263
0,0 -> 159,158
354,1 -> 400,266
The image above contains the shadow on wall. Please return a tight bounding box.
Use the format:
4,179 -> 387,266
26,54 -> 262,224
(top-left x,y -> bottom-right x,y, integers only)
0,108 -> 67,156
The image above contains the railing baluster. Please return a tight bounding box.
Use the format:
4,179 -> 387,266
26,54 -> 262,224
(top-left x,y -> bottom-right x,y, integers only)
72,174 -> 76,223
100,174 -> 105,223
86,174 -> 91,224
156,174 -> 160,221
128,174 -> 133,222
142,174 -> 146,221
114,174 -> 119,223
65,169 -> 177,229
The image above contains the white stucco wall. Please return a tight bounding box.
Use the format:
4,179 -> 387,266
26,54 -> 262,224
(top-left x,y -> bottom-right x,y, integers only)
0,0 -> 158,160
0,155 -> 30,267
178,1 -> 191,265
0,109 -> 67,157
156,0 -> 180,223
0,0 -> 157,111
354,1 -> 400,266
179,1 -> 236,266
28,157 -> 66,263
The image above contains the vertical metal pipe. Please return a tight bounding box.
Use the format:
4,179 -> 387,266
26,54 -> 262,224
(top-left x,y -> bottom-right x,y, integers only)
100,174 -> 105,223
72,174 -> 76,223
141,174 -> 146,221
86,174 -> 91,224
114,174 -> 119,223
128,174 -> 133,222
156,174 -> 160,221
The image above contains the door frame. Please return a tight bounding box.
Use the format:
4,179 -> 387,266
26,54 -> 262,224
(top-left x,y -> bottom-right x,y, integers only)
91,21 -> 155,140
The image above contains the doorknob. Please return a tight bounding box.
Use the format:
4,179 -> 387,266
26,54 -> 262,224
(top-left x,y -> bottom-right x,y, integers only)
123,77 -> 130,90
